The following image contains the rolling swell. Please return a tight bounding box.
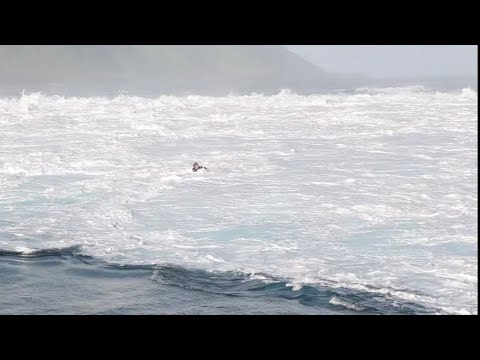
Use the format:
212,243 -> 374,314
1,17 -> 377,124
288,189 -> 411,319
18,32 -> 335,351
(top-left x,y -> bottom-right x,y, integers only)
0,246 -> 436,314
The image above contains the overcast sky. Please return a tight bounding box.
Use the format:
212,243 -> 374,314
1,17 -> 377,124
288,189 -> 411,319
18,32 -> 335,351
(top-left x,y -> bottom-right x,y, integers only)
286,45 -> 477,78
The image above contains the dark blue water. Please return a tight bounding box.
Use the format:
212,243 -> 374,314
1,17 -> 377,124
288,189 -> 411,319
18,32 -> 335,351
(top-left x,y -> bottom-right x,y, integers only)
0,246 -> 436,314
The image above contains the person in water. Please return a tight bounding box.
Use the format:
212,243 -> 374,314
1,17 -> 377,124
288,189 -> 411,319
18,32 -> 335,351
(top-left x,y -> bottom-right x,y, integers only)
192,162 -> 207,172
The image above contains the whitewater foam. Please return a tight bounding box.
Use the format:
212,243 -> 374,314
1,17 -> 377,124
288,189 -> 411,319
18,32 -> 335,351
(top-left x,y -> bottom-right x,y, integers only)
0,87 -> 477,314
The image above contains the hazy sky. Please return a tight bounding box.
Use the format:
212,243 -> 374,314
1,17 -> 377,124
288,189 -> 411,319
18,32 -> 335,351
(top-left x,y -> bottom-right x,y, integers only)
287,45 -> 477,78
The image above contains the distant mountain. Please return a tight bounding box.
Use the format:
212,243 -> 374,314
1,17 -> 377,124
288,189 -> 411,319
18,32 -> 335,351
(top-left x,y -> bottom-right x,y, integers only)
0,45 -> 365,95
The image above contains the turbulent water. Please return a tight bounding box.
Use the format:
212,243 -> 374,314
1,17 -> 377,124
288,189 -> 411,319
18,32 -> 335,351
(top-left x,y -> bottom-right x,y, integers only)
0,87 -> 477,314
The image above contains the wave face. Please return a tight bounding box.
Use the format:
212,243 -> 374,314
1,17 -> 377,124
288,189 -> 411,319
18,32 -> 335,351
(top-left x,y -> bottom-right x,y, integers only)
0,87 -> 477,314
0,247 -> 435,314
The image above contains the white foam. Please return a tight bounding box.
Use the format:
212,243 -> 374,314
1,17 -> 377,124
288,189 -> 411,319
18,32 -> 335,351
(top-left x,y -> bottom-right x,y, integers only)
0,87 -> 477,314
14,246 -> 36,254
329,296 -> 365,311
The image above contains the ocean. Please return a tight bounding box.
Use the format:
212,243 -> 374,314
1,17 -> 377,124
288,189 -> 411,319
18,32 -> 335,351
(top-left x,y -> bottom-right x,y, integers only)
0,86 -> 477,314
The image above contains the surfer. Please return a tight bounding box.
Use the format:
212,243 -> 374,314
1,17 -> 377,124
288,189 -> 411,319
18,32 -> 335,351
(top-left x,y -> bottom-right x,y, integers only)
192,162 -> 208,172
